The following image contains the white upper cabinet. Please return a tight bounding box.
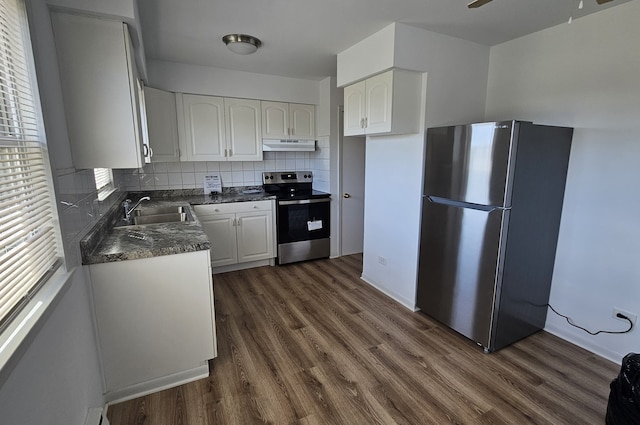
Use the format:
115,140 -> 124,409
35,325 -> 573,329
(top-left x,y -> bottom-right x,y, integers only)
51,12 -> 148,169
224,98 -> 263,161
177,94 -> 262,161
261,101 -> 288,139
144,87 -> 180,162
261,101 -> 315,140
177,94 -> 226,161
289,103 -> 315,140
344,81 -> 366,136
343,69 -> 421,137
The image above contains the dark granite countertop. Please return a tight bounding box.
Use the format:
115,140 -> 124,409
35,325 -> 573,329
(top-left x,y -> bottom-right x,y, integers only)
81,188 -> 276,265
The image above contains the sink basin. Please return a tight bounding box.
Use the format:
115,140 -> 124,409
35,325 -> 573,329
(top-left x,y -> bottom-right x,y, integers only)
132,212 -> 189,225
115,205 -> 193,227
134,206 -> 186,216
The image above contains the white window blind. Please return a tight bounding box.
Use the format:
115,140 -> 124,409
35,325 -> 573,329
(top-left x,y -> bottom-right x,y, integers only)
0,0 -> 60,327
93,168 -> 112,191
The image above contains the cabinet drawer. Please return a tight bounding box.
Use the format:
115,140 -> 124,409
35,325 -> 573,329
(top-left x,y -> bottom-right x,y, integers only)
194,200 -> 273,217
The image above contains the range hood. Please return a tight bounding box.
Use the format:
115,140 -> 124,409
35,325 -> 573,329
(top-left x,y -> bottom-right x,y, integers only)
262,139 -> 316,152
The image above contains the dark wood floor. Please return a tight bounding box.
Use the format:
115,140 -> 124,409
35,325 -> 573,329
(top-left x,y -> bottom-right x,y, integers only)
107,254 -> 618,425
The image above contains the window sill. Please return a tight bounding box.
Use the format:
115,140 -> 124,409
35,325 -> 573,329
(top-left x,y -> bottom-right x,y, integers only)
0,267 -> 75,386
97,185 -> 117,202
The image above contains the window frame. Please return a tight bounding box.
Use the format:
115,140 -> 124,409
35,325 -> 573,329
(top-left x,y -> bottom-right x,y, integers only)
0,0 -> 66,378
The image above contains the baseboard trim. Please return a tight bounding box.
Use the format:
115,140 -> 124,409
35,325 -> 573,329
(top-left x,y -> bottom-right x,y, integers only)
212,259 -> 273,274
544,324 -> 621,364
104,363 -> 209,404
360,274 -> 416,311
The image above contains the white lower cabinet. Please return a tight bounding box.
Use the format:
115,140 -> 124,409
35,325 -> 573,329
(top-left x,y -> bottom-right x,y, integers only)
194,201 -> 275,270
89,250 -> 216,402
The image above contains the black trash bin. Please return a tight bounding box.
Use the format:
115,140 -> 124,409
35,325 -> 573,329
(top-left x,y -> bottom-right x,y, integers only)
606,353 -> 640,425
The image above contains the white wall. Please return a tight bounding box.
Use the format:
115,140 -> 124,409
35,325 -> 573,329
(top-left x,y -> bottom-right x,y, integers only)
0,1 -> 108,423
318,77 -> 341,257
485,1 -> 640,362
353,25 -> 489,308
0,269 -> 103,425
337,23 -> 396,87
147,59 -> 320,104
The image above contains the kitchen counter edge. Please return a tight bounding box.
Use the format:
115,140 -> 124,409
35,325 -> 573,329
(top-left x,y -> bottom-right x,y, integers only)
80,189 -> 276,265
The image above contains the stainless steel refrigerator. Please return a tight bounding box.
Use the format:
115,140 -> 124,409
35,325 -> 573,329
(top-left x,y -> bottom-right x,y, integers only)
416,120 -> 573,352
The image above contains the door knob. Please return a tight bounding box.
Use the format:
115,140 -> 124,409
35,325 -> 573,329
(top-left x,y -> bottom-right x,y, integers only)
343,193 -> 351,198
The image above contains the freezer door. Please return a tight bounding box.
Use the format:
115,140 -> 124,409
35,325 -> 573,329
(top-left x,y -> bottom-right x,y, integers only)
416,198 -> 509,349
424,121 -> 518,207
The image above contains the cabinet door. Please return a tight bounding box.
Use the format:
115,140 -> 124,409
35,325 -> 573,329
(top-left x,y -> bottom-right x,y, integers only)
261,101 -> 289,139
289,104 -> 315,140
343,81 -> 366,136
145,87 -> 180,162
236,210 -> 274,263
199,213 -> 238,267
365,71 -> 393,135
225,98 -> 263,161
179,94 -> 226,161
51,12 -> 144,169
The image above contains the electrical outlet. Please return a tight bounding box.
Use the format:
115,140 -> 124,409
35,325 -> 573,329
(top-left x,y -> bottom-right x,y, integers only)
378,256 -> 387,266
612,308 -> 637,330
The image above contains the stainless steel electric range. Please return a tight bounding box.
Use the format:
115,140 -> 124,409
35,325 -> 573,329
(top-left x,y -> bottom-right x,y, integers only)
263,171 -> 330,265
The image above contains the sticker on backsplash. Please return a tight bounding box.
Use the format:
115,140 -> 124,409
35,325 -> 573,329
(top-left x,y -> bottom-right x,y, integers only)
204,174 -> 222,195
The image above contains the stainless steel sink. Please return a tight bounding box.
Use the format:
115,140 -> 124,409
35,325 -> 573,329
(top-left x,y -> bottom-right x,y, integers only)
134,206 -> 186,216
115,205 -> 193,227
132,212 -> 189,225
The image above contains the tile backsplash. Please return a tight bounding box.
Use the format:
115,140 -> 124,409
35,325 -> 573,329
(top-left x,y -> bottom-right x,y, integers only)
52,137 -> 331,268
114,138 -> 331,193
54,167 -> 123,268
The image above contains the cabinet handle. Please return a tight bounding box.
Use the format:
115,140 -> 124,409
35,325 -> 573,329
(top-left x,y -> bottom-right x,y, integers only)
229,149 -> 232,157
360,118 -> 364,128
224,148 -> 227,157
364,117 -> 368,128
291,127 -> 295,136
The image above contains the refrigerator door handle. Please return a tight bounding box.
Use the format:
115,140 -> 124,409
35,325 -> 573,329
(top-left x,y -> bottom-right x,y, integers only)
489,206 -> 512,212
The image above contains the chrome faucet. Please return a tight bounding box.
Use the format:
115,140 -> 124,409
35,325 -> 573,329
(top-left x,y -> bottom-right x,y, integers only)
123,196 -> 150,222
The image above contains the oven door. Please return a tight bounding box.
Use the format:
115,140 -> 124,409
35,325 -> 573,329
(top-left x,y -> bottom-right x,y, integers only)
277,198 -> 330,244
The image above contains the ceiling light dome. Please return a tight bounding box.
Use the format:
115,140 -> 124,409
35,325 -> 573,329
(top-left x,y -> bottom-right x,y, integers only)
222,34 -> 262,55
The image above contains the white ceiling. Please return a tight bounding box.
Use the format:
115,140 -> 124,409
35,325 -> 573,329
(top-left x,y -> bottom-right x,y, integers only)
137,0 -> 631,81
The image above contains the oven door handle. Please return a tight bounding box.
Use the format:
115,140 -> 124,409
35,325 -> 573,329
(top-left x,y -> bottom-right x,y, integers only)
279,198 -> 331,206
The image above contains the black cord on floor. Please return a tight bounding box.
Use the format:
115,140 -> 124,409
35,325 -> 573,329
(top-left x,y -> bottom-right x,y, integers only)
547,304 -> 633,335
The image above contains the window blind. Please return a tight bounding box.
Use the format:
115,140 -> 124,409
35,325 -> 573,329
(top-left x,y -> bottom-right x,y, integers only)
93,168 -> 112,191
0,0 -> 60,327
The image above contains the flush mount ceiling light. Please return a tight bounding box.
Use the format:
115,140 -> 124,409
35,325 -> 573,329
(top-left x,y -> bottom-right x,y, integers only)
222,34 -> 262,55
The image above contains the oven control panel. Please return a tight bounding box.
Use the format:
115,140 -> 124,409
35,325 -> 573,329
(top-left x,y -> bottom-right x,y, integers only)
263,171 -> 313,184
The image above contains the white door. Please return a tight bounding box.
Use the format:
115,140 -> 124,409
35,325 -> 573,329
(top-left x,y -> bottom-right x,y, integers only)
339,109 -> 366,255
225,98 -> 263,161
